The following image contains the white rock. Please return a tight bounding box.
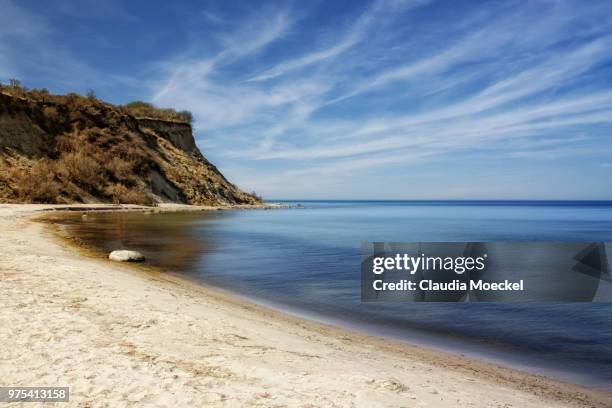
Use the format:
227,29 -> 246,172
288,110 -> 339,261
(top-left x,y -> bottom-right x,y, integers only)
108,250 -> 145,262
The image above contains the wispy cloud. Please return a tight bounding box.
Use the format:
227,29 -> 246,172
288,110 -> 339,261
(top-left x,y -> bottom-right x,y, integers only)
0,0 -> 47,38
248,0 -> 430,82
149,9 -> 301,142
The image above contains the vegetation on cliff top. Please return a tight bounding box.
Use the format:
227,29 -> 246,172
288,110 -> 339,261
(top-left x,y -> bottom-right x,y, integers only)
0,79 -> 193,124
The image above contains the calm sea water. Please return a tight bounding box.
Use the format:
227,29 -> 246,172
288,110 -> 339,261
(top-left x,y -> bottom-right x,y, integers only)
53,201 -> 612,390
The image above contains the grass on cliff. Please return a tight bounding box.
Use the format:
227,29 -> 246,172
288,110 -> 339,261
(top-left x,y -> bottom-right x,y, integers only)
123,101 -> 193,123
0,80 -> 193,124
6,129 -> 156,205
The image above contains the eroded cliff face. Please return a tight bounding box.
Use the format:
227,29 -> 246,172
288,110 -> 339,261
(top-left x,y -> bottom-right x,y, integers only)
136,118 -> 198,154
0,92 -> 260,205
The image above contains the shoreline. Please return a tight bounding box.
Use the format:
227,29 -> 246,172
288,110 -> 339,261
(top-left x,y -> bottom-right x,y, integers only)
2,203 -> 610,407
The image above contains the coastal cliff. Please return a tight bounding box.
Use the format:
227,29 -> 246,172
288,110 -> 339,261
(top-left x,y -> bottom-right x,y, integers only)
0,89 -> 259,205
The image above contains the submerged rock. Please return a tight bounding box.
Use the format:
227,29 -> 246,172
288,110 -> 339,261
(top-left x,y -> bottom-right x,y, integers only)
108,250 -> 145,262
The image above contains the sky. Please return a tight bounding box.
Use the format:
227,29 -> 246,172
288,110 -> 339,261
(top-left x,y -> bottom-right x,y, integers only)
1,0 -> 611,200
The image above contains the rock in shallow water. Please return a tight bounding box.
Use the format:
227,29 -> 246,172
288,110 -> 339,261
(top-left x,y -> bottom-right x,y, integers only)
108,250 -> 145,262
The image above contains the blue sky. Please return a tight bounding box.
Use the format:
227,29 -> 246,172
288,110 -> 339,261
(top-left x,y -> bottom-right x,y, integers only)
1,0 -> 611,199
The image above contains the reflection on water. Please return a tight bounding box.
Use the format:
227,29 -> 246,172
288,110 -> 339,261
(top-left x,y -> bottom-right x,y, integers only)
54,211 -> 219,272
50,201 -> 612,391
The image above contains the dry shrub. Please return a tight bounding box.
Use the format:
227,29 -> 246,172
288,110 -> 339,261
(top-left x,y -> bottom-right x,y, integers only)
42,106 -> 59,122
106,156 -> 135,183
28,88 -> 50,102
55,130 -> 153,199
55,132 -> 80,153
10,160 -> 61,203
105,183 -> 154,206
123,101 -> 193,123
57,151 -> 104,191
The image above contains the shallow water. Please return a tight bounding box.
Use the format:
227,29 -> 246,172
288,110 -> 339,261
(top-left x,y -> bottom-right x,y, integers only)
53,201 -> 612,390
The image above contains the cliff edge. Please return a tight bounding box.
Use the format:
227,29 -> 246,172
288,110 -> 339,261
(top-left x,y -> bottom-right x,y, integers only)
0,89 -> 260,206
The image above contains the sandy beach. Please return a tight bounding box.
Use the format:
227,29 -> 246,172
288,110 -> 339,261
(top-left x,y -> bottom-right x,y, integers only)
0,204 -> 610,408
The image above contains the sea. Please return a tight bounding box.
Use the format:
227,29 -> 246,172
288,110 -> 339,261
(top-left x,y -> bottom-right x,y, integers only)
51,200 -> 612,390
